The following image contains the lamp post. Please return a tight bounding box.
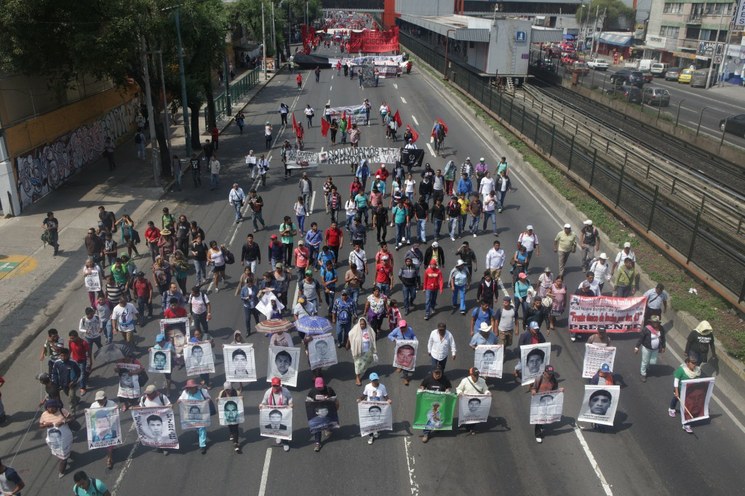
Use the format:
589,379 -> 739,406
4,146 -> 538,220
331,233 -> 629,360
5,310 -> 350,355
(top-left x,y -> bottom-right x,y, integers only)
262,2 -> 267,80
444,28 -> 456,80
140,37 -> 160,184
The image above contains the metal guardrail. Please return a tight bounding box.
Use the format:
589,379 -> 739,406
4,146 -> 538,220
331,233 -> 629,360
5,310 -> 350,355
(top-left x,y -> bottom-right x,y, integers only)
400,30 -> 745,304
210,67 -> 261,121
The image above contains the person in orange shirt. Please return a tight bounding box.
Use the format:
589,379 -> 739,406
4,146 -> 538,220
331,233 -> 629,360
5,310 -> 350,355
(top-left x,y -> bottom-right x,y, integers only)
423,259 -> 444,320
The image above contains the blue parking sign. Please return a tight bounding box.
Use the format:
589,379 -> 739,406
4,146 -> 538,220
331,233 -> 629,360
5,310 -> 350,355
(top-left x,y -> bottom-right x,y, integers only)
515,31 -> 526,42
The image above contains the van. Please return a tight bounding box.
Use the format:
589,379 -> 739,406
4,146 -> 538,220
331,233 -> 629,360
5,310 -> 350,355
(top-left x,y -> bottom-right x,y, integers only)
650,63 -> 668,77
690,69 -> 712,88
637,59 -> 655,72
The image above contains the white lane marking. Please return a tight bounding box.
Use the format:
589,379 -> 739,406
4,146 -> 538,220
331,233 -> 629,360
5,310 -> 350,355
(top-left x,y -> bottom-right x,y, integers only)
310,190 -> 316,216
412,115 -> 419,126
110,424 -> 140,496
330,86 -> 333,92
426,143 -> 436,158
574,427 -> 614,496
258,447 -> 273,496
401,96 -> 407,104
403,437 -> 420,496
394,83 -> 398,90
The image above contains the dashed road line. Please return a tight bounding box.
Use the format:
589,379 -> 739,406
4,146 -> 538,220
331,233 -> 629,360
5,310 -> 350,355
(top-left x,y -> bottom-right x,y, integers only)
258,447 -> 273,496
400,96 -> 407,104
412,115 -> 419,126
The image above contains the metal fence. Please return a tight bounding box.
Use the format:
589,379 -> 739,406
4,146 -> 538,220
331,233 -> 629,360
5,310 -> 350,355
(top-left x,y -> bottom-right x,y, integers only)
212,67 -> 261,121
400,31 -> 745,303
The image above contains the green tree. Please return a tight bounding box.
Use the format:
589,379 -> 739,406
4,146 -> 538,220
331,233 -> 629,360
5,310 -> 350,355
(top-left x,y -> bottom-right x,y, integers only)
576,0 -> 635,32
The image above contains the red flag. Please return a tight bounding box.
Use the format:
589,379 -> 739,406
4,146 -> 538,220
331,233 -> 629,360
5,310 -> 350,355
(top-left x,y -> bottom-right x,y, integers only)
393,110 -> 402,127
292,113 -> 298,134
436,118 -> 448,135
321,117 -> 330,137
342,111 -> 347,123
406,125 -> 419,143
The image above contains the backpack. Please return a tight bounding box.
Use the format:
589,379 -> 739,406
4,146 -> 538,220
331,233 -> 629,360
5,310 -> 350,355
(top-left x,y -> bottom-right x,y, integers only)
222,248 -> 235,265
337,305 -> 351,324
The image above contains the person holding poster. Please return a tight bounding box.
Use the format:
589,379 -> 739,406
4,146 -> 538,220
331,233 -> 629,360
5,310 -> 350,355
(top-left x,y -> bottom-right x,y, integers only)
635,315 -> 666,382
217,382 -> 242,453
260,377 -> 293,452
530,365 -> 562,443
347,317 -> 377,386
357,372 -> 392,444
306,377 -> 339,452
418,367 -> 452,443
151,333 -> 174,391
669,354 -> 702,434
39,399 -> 74,478
88,391 -> 119,469
456,368 -> 490,434
178,379 -> 211,454
590,363 -> 616,386
389,320 -> 417,385
578,385 -> 620,430
137,385 -> 172,455
470,322 -> 497,348
515,324 -> 547,383
115,353 -> 143,411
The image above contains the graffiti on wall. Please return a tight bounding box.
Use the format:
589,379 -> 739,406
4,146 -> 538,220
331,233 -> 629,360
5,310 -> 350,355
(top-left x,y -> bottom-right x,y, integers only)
14,98 -> 140,211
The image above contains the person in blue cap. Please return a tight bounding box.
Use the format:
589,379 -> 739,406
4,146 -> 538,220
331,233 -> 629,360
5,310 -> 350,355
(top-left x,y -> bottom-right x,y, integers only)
358,372 -> 391,444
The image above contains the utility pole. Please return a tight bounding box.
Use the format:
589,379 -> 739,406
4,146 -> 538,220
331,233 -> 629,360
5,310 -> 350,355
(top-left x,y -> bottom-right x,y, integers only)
705,7 -> 727,89
141,38 -> 160,184
174,8 -> 191,157
271,1 -> 277,66
156,50 -> 171,153
716,14 -> 735,88
262,2 -> 267,80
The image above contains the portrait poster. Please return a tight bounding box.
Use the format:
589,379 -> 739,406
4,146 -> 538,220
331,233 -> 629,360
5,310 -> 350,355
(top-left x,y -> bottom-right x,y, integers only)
85,406 -> 122,449
582,344 -> 617,379
224,344 -> 257,383
680,377 -> 715,425
520,342 -> 552,386
117,363 -> 142,398
84,269 -> 102,292
413,390 -> 457,431
475,344 -> 504,378
132,406 -> 179,449
159,317 -> 190,356
46,426 -> 73,459
358,400 -> 393,436
148,348 -> 172,374
529,390 -> 564,425
179,399 -> 211,430
457,394 -> 492,426
305,400 -> 340,434
256,292 -> 285,319
218,396 -> 245,426
308,333 -> 338,370
267,346 -> 301,387
184,342 -> 216,376
392,339 -> 418,372
568,296 -> 646,334
260,405 -> 293,440
577,385 -> 620,426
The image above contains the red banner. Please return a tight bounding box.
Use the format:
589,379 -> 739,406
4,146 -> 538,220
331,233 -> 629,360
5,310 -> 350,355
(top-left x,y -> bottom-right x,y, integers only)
321,118 -> 330,137
406,124 -> 419,143
568,296 -> 646,334
348,27 -> 399,53
393,110 -> 402,128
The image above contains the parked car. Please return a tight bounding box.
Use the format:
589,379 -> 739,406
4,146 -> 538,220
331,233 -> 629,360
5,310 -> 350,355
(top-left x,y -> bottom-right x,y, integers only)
572,61 -> 590,75
641,71 -> 654,83
664,67 -> 681,81
586,58 -> 610,70
622,84 -> 642,104
642,87 -> 671,106
719,114 -> 745,137
610,69 -> 645,88
690,69 -> 712,88
650,63 -> 669,77
678,68 -> 694,83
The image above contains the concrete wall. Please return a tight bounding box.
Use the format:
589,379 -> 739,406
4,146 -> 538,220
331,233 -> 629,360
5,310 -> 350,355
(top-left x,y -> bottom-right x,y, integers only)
487,19 -> 532,75
395,0 -> 453,16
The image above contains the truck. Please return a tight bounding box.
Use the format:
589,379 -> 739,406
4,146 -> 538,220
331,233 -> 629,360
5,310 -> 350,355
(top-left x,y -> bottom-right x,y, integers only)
637,59 -> 655,72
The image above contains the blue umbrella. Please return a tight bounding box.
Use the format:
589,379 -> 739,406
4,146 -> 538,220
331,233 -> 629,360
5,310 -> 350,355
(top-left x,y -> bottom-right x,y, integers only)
295,316 -> 333,335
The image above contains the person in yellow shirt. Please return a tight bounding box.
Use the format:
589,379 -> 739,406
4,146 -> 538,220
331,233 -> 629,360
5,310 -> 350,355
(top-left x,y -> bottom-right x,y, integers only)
553,224 -> 577,277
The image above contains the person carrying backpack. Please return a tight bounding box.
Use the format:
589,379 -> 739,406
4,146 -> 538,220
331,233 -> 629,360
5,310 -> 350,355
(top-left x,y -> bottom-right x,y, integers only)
73,471 -> 110,495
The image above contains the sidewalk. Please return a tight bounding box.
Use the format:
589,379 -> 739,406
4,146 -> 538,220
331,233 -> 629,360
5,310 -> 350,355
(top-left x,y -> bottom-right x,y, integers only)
0,68 -> 281,372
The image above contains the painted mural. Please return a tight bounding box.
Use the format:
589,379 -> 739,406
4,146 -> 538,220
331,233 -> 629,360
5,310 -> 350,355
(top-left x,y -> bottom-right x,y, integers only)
14,98 -> 140,210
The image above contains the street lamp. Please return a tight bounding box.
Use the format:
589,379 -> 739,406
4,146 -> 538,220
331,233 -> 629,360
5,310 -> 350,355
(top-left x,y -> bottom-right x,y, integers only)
443,28 -> 456,80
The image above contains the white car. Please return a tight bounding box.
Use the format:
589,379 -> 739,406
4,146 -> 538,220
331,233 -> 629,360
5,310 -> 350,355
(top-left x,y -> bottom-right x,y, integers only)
586,58 -> 610,71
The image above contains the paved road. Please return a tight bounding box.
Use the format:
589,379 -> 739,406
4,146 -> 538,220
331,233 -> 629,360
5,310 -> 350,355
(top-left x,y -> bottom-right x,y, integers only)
4,51 -> 745,496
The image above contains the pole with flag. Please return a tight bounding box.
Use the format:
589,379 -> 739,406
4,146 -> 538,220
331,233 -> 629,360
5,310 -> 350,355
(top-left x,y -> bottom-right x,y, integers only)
321,117 -> 330,137
292,113 -> 299,136
406,124 -> 419,143
393,110 -> 402,128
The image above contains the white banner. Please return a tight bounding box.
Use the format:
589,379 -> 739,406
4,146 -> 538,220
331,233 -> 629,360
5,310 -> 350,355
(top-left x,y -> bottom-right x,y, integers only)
260,405 -> 293,440
475,345 -> 504,378
530,390 -> 564,425
582,345 -> 617,379
184,342 -> 216,376
149,348 -> 172,374
286,146 -> 401,167
116,362 -> 142,398
85,406 -> 123,449
132,406 -> 179,449
179,399 -> 211,430
568,296 -> 646,334
267,346 -> 301,387
577,385 -> 620,426
457,394 -> 492,425
218,396 -> 245,426
308,333 -> 338,370
680,377 -> 715,425
84,269 -> 102,292
358,400 -> 393,436
520,343 -> 552,386
224,344 -> 257,383
393,339 -> 418,372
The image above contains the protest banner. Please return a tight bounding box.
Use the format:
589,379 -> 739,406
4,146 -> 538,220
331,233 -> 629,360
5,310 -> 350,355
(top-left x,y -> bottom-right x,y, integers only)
132,406 -> 179,449
179,399 -> 211,430
84,269 -> 102,292
358,400 -> 393,436
267,346 -> 301,387
568,295 -> 646,334
582,344 -> 617,379
306,400 -> 340,434
392,339 -> 418,372
400,148 -> 425,168
184,341 -> 215,376
475,344 -> 504,378
680,377 -> 715,425
256,292 -> 285,319
348,27 -> 400,53
530,390 -> 564,425
413,390 -> 457,431
159,317 -> 190,356
520,342 -> 552,386
218,396 -> 245,426
149,347 -> 172,374
308,333 -> 338,370
457,394 -> 492,426
578,385 -> 620,426
117,363 -> 142,398
224,344 -> 257,383
260,405 -> 293,440
329,55 -> 404,67
85,406 -> 122,449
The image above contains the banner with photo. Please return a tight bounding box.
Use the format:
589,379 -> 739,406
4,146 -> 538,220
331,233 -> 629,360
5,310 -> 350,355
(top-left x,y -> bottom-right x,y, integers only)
218,396 -> 245,426
329,55 -> 404,67
568,296 -> 646,334
306,400 -> 340,434
159,317 -> 190,356
260,405 -> 293,440
577,385 -> 620,427
184,342 -> 215,376
308,333 -> 338,370
117,362 -> 142,398
84,269 -> 102,292
224,344 -> 257,383
267,346 -> 301,387
520,343 -> 552,386
680,377 -> 715,425
582,345 -> 617,379
179,399 -> 211,430
132,406 -> 179,449
475,345 -> 504,378
256,292 -> 285,319
85,406 -> 122,449
413,390 -> 457,431
457,394 -> 492,426
358,400 -> 393,436
530,390 -> 564,425
392,339 -> 418,372
149,348 -> 172,374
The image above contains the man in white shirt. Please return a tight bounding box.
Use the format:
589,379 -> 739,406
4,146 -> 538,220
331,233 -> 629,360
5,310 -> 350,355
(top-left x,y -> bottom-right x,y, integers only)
245,150 -> 257,178
427,322 -> 456,371
517,225 -> 540,271
642,283 -> 668,322
348,244 -> 368,282
479,172 -> 495,200
612,242 -> 636,275
485,240 -> 506,281
228,183 -> 246,224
